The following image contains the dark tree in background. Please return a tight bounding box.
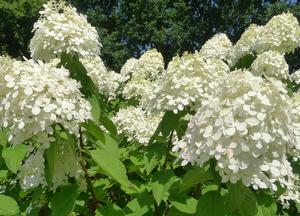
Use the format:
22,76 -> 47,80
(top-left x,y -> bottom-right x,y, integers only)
0,0 -> 300,71
0,0 -> 45,59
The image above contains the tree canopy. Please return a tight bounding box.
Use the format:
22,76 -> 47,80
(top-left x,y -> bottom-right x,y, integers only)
1,0 -> 300,70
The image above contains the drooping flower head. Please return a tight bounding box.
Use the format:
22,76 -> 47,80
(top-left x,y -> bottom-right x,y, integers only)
0,58 -> 91,145
145,53 -> 229,114
30,0 -> 101,61
254,12 -> 300,54
251,50 -> 289,80
198,33 -> 233,63
122,49 -> 165,100
120,58 -> 139,82
290,69 -> 300,84
113,106 -> 161,145
279,174 -> 300,209
174,70 -> 298,191
230,24 -> 262,67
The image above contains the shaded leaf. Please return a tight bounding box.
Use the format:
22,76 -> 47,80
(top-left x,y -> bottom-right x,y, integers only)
96,204 -> 124,216
180,167 -> 213,192
196,191 -> 226,216
124,192 -> 155,216
50,185 -> 79,216
225,182 -> 257,216
143,142 -> 167,175
170,195 -> 198,214
149,110 -> 186,145
151,170 -> 178,205
256,193 -> 277,216
88,95 -> 101,124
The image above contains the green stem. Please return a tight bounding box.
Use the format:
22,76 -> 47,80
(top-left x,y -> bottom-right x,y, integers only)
78,127 -> 103,213
163,130 -> 174,169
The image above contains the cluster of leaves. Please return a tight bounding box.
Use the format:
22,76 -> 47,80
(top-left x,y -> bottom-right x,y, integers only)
0,54 -> 300,216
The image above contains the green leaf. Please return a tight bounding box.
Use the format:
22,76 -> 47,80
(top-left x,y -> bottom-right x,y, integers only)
255,193 -> 277,216
225,182 -> 257,216
90,147 -> 129,186
170,195 -> 198,214
196,191 -> 226,216
149,110 -> 186,145
88,95 -> 101,124
167,207 -> 190,216
50,185 -> 79,216
0,194 -> 19,215
233,54 -> 256,70
60,53 -> 99,98
179,167 -> 213,192
151,170 -> 178,206
0,170 -> 8,180
0,128 -> 9,147
143,142 -> 167,175
45,142 -> 57,186
99,114 -> 118,136
96,204 -> 125,216
82,120 -> 118,153
2,144 -> 28,173
124,192 -> 155,216
296,202 -> 300,213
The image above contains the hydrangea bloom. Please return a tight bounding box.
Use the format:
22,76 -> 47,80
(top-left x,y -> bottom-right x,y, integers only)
122,49 -> 164,100
230,24 -> 262,67
0,58 -> 91,145
19,148 -> 47,190
290,69 -> 300,84
174,70 -> 298,191
30,0 -> 101,61
198,33 -> 233,62
251,50 -> 289,80
290,93 -> 300,152
145,53 -> 229,113
120,58 -> 139,82
254,12 -> 300,54
113,106 -> 161,145
80,57 -> 124,99
279,174 -> 300,209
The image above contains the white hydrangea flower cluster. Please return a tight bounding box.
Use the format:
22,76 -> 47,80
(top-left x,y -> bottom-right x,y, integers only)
290,69 -> 300,84
113,106 -> 161,145
230,24 -> 262,66
80,57 -> 124,99
279,174 -> 300,209
290,93 -> 300,155
145,53 -> 229,114
120,58 -> 139,82
198,33 -> 233,62
255,12 -> 300,54
122,49 -> 164,100
30,0 -> 101,61
0,58 -> 91,145
251,50 -> 289,80
19,148 -> 47,190
174,71 -> 298,191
